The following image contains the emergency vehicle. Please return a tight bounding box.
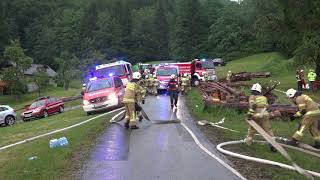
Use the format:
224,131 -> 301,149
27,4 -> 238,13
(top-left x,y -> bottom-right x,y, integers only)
171,59 -> 217,86
138,63 -> 154,75
154,64 -> 179,90
82,76 -> 125,115
94,61 -> 133,86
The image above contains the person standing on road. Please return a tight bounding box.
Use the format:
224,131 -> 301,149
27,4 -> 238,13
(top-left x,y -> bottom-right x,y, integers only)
286,88 -> 320,149
123,72 -> 142,129
296,69 -> 302,91
180,73 -> 188,95
246,83 -> 276,152
168,74 -> 179,109
151,74 -> 159,95
307,69 -> 317,91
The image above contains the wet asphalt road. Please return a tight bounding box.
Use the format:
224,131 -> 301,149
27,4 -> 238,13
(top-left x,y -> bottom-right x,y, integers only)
82,95 -> 240,180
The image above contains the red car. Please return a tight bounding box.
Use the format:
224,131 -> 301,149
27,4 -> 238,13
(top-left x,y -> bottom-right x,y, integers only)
21,96 -> 64,121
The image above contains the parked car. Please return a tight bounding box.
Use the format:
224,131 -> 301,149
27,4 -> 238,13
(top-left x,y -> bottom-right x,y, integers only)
0,105 -> 16,126
212,58 -> 226,66
21,96 -> 64,121
82,76 -> 125,115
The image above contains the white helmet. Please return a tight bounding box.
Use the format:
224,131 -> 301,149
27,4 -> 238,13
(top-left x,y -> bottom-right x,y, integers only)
286,88 -> 297,98
184,73 -> 188,77
228,71 -> 232,73
133,72 -> 141,80
251,83 -> 262,93
82,83 -> 86,87
153,74 -> 156,78
170,74 -> 176,79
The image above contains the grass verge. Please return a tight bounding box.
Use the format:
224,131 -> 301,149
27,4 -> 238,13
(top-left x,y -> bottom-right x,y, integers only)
0,108 -> 117,180
186,88 -> 319,180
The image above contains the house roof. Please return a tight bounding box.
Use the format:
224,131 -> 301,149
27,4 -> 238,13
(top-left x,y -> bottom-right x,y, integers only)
24,64 -> 57,77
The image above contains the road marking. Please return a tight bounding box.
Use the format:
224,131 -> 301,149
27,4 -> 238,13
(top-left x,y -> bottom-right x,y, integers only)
0,107 -> 124,152
180,122 -> 247,180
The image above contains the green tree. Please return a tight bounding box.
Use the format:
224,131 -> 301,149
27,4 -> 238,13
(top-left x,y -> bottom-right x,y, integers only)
55,52 -> 79,90
172,0 -> 203,60
152,0 -> 169,59
2,40 -> 32,100
33,69 -> 49,97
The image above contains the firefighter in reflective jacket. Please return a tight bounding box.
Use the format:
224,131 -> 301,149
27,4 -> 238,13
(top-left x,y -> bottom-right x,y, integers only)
151,74 -> 159,95
180,73 -> 188,95
246,83 -> 276,152
137,77 -> 147,104
226,71 -> 232,83
168,74 -> 179,109
187,74 -> 192,91
123,72 -> 142,129
286,88 -> 320,149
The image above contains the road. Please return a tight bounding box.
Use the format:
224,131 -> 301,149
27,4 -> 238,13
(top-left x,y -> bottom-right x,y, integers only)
81,95 -> 241,180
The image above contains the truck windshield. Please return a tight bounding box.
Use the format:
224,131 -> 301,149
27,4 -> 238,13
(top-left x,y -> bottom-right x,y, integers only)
156,68 -> 178,76
30,100 -> 46,108
87,79 -> 113,92
95,65 -> 126,78
202,61 -> 215,69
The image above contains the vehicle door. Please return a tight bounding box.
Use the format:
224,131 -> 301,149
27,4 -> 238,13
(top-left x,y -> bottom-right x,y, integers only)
46,98 -> 56,114
125,64 -> 133,80
115,77 -> 124,100
0,107 -> 5,123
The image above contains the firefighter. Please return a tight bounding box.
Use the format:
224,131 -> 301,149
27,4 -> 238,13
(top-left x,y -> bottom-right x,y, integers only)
296,69 -> 302,91
147,74 -> 154,94
186,74 -> 192,91
286,88 -> 320,149
151,74 -> 159,95
138,76 -> 147,104
299,69 -> 307,90
226,71 -> 232,83
246,83 -> 276,152
123,72 -> 142,129
203,72 -> 208,82
307,69 -> 317,91
168,74 -> 179,109
180,73 -> 188,95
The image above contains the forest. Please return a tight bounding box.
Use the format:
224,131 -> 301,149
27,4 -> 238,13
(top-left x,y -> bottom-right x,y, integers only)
0,0 -> 319,73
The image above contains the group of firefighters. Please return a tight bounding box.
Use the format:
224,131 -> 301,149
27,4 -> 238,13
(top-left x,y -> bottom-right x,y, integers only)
121,68 -> 320,150
296,69 -> 318,91
122,70 -> 192,129
246,83 -> 320,151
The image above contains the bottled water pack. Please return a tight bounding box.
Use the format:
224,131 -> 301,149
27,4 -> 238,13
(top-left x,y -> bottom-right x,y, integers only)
49,137 -> 69,148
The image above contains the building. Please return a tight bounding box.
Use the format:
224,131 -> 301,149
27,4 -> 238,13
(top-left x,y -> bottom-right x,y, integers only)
24,64 -> 58,92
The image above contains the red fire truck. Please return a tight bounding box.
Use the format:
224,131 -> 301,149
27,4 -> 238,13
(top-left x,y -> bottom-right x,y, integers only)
154,64 -> 179,90
171,59 -> 217,86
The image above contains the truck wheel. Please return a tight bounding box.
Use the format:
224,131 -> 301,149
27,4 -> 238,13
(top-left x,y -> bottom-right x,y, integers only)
192,79 -> 200,86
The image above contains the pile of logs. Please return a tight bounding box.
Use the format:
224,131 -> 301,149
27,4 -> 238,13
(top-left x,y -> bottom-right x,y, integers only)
199,82 -> 297,118
221,71 -> 272,82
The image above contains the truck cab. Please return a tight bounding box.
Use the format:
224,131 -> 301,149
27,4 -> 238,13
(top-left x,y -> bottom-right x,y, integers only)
94,61 -> 133,86
191,59 -> 216,82
155,64 -> 179,90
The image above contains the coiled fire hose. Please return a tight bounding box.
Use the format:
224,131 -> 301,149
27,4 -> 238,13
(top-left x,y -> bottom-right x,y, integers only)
198,119 -> 320,179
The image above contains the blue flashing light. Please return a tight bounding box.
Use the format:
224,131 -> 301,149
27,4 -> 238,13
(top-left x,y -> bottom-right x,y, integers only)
109,73 -> 114,77
89,77 -> 97,81
201,59 -> 206,61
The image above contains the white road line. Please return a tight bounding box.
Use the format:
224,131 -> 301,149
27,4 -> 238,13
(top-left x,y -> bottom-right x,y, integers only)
0,107 -> 124,152
180,122 -> 247,180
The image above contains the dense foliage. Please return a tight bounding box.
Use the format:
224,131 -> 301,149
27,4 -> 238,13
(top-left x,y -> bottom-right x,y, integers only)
0,0 -> 320,74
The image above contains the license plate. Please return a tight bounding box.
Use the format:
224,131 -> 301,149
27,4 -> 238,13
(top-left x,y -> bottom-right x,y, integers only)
25,114 -> 32,117
94,103 -> 105,108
